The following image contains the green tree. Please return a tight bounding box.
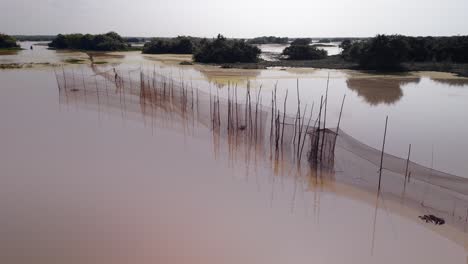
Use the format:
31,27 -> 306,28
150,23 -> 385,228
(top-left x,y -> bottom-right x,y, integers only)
193,34 -> 261,63
291,38 -> 312,46
0,33 -> 20,49
282,38 -> 327,60
142,36 -> 196,54
48,32 -> 129,51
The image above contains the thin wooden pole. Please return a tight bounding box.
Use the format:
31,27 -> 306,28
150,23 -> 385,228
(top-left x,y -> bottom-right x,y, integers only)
297,104 -> 308,157
299,104 -> 314,162
404,144 -> 412,181
336,94 -> 346,135
332,94 -> 346,153
321,73 -> 330,160
378,116 -> 389,192
293,79 -> 301,147
281,90 -> 289,147
323,72 -> 330,131
235,84 -> 238,129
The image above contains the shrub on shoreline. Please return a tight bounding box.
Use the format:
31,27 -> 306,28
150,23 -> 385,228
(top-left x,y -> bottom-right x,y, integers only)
48,32 -> 129,51
0,34 -> 20,49
194,34 -> 261,63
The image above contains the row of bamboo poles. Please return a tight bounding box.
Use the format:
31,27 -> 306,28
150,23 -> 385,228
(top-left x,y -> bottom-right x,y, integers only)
54,66 -> 347,169
54,66 -> 468,217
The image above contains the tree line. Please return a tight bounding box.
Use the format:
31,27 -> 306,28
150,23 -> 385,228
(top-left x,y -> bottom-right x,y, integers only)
48,32 -> 130,51
193,34 -> 261,63
341,35 -> 468,70
247,36 -> 289,45
142,36 -> 202,54
44,32 -> 468,67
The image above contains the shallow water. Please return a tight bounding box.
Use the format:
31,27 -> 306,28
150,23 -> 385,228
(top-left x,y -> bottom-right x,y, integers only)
257,43 -> 342,61
0,41 -> 90,64
2,45 -> 468,177
1,68 -> 468,264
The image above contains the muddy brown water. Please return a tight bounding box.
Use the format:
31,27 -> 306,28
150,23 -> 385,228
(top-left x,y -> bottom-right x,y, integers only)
6,43 -> 463,176
1,46 -> 468,264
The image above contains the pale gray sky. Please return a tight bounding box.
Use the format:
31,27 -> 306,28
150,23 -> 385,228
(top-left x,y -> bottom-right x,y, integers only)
1,0 -> 467,37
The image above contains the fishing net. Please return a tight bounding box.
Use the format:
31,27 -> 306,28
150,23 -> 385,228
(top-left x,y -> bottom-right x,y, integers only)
55,65 -> 468,232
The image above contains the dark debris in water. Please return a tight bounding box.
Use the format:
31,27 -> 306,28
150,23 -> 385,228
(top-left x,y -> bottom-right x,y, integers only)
419,215 -> 445,225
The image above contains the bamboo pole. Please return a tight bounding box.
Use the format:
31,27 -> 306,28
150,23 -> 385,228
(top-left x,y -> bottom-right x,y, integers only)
281,90 -> 289,147
405,144 -> 412,182
321,73 -> 330,160
293,79 -> 301,147
235,84 -> 238,130
332,94 -> 346,153
270,90 -> 274,143
378,116 -> 389,192
254,85 -> 262,142
316,96 -> 323,160
299,103 -> 314,162
297,104 -> 308,157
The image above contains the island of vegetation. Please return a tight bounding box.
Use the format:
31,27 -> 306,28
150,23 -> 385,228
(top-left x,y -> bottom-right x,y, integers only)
193,34 -> 261,63
208,34 -> 468,77
341,35 -> 468,70
0,34 -> 21,50
6,31 -> 468,77
48,32 -> 130,51
282,38 -> 327,60
142,36 -> 201,54
247,36 -> 289,45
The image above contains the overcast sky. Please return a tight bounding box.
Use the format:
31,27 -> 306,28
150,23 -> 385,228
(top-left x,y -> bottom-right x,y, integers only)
1,0 -> 467,37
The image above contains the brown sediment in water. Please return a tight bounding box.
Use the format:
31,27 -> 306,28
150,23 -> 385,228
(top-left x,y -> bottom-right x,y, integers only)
197,67 -> 262,87
0,49 -> 21,55
430,78 -> 468,87
0,62 -> 55,69
57,65 -> 468,237
2,66 -> 468,264
142,54 -> 193,65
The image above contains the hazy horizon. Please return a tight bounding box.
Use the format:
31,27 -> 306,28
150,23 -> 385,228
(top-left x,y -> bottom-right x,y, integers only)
1,0 -> 467,38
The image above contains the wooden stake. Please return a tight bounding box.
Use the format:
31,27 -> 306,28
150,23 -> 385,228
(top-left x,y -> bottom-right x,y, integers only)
281,90 -> 289,147
405,144 -> 412,182
299,104 -> 314,162
332,94 -> 346,153
378,116 -> 389,192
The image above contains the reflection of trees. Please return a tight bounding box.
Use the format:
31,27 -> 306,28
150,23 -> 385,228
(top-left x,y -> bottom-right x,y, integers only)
430,78 -> 468,87
198,68 -> 261,88
346,77 -> 420,105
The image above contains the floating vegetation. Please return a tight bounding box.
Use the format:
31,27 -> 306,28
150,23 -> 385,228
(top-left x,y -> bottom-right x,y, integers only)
65,58 -> 86,64
179,61 -> 193,65
419,215 -> 445,225
0,62 -> 52,69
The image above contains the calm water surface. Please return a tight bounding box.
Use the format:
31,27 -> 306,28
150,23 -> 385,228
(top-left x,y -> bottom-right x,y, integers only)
1,45 -> 468,264
2,43 -> 468,176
